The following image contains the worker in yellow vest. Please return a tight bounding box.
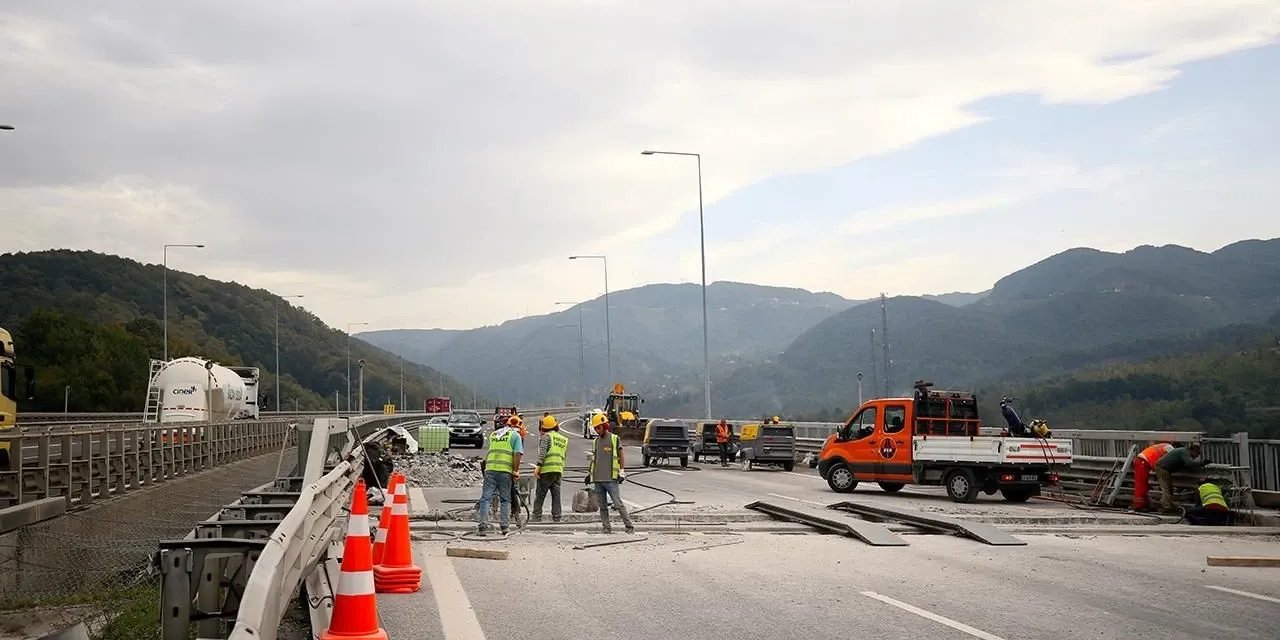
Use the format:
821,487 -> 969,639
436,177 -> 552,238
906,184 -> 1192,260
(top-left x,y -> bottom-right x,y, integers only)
532,416 -> 569,522
585,412 -> 635,534
476,417 -> 523,536
1185,481 -> 1233,526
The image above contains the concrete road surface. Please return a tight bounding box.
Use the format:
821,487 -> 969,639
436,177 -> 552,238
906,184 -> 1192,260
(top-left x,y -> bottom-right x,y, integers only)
378,532 -> 1280,640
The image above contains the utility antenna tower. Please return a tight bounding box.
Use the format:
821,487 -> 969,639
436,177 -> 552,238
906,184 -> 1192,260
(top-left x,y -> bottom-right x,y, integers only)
880,293 -> 891,397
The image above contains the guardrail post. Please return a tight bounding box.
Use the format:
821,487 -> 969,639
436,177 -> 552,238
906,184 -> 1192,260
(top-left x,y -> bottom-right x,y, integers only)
160,547 -> 194,639
1233,432 -> 1253,489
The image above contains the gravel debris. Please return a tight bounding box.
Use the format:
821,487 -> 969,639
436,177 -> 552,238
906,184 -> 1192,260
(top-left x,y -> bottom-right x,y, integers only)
394,452 -> 485,488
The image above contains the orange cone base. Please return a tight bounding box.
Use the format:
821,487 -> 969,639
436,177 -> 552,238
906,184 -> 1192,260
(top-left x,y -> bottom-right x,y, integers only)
375,580 -> 422,594
373,564 -> 422,580
320,626 -> 389,640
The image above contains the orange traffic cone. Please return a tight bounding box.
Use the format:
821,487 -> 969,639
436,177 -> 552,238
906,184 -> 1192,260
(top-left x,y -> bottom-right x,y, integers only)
373,476 -> 422,593
370,473 -> 402,565
321,479 -> 389,640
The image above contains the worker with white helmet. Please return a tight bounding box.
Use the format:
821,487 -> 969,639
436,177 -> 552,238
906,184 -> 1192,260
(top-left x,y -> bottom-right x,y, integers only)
476,415 -> 523,536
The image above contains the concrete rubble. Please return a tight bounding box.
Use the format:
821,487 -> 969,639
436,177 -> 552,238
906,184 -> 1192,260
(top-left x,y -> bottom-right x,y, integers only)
394,452 -> 485,488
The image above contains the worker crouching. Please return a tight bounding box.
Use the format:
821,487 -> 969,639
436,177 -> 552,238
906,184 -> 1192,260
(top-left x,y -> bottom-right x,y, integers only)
585,413 -> 635,534
532,412 -> 568,522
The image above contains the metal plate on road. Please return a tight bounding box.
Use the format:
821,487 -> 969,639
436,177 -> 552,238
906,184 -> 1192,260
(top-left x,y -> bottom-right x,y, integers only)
744,501 -> 908,546
827,501 -> 1025,546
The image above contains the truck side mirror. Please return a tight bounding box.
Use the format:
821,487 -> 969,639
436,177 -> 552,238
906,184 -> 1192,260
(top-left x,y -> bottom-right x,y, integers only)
22,366 -> 35,400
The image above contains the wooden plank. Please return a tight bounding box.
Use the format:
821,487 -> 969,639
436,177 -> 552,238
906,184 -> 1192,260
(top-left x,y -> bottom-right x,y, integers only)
1206,556 -> 1280,567
446,546 -> 509,560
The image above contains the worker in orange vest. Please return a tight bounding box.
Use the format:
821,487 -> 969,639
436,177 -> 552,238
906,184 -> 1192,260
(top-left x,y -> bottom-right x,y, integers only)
1132,442 -> 1174,511
715,419 -> 732,467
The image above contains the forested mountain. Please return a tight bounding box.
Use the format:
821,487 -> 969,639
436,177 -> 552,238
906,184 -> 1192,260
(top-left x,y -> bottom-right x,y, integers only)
359,282 -> 856,408
1,250 -> 474,413
715,240 -> 1280,423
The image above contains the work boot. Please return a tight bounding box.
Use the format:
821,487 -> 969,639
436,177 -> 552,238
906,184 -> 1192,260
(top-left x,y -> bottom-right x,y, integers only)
530,514 -> 542,523
501,526 -> 510,535
601,525 -> 612,534
476,524 -> 489,537
553,516 -> 563,523
625,525 -> 635,534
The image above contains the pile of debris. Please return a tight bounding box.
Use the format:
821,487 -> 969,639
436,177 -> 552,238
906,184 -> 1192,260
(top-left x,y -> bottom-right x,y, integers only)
393,452 -> 485,488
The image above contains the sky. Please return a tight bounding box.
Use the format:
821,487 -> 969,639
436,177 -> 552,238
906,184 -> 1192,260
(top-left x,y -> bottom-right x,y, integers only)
3,1 -> 1279,330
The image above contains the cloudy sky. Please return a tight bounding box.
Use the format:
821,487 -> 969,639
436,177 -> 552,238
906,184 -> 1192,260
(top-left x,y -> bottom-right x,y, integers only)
4,1 -> 1279,330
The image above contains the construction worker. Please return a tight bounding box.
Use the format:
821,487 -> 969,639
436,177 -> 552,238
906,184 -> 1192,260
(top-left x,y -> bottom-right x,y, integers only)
585,413 -> 635,534
1132,442 -> 1174,511
1155,442 -> 1209,513
476,416 -> 523,536
532,414 -> 569,522
771,416 -> 781,425
515,413 -> 528,440
716,419 -> 732,467
1185,480 -> 1232,525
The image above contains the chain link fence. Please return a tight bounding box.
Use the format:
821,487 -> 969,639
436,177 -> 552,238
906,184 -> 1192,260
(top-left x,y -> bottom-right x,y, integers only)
1,448 -> 295,639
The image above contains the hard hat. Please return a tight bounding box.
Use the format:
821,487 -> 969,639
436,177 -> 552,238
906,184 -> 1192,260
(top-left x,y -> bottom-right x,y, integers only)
506,416 -> 520,427
590,413 -> 609,428
772,416 -> 781,423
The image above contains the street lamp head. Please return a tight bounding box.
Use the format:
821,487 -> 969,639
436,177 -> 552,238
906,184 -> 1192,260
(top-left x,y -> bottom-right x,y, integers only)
641,150 -> 655,155
0,125 -> 14,131
195,244 -> 205,248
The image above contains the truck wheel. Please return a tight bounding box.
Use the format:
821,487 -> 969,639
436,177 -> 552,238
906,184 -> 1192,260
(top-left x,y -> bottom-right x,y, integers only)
1001,487 -> 1035,503
878,482 -> 905,493
782,461 -> 794,472
826,463 -> 858,493
680,456 -> 689,469
944,468 -> 979,503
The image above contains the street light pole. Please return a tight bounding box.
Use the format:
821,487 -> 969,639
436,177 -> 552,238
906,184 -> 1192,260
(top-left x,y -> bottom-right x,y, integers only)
275,294 -> 304,412
346,321 -> 368,414
399,356 -> 404,411
556,301 -> 587,408
64,385 -> 70,413
357,359 -> 366,415
569,255 -> 611,382
162,243 -> 205,362
642,149 -> 710,419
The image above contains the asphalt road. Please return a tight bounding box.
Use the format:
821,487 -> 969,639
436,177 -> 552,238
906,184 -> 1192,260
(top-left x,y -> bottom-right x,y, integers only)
378,531 -> 1280,640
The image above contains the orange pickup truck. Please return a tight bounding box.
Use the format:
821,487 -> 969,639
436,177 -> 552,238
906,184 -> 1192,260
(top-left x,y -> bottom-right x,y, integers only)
817,382 -> 1072,503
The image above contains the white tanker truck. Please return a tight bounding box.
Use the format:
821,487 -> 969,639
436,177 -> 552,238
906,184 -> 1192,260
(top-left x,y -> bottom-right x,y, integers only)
146,357 -> 261,423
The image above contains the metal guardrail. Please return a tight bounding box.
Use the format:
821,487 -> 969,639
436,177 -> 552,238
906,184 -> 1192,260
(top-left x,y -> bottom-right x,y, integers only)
0,420 -> 297,514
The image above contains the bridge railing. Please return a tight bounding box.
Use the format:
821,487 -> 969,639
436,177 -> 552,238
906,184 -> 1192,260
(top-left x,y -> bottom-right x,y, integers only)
0,419 -> 297,515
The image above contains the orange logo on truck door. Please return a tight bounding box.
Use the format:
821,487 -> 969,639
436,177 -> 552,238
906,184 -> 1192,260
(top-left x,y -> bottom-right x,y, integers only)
879,439 -> 897,459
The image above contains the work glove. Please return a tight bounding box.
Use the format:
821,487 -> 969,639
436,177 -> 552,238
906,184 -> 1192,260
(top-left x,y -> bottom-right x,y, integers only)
534,467 -> 541,478
618,471 -> 626,483
583,475 -> 591,485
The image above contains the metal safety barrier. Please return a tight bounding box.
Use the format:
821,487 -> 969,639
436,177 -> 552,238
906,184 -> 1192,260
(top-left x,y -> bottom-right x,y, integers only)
0,420 -> 297,515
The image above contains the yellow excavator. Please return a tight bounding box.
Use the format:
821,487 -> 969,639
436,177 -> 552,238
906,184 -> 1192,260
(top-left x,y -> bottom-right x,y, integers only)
604,383 -> 643,442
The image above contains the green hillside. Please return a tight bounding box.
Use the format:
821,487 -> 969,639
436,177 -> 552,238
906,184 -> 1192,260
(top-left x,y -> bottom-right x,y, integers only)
1,250 -> 478,413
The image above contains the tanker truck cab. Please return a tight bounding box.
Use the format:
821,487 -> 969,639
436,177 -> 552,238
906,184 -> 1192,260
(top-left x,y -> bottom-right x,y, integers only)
817,382 -> 1072,503
0,327 -> 36,469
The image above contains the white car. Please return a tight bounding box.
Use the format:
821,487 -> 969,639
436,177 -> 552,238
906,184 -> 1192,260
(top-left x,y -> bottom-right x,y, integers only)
581,409 -> 606,438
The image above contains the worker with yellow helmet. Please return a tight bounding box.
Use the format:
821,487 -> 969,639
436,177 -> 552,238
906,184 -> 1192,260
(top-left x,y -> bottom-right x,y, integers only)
532,412 -> 568,522
585,412 -> 635,534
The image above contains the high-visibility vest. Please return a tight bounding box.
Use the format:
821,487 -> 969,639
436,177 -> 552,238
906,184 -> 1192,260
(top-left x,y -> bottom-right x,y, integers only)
1138,443 -> 1173,465
588,433 -> 622,480
1198,483 -> 1228,510
486,430 -> 516,474
541,431 -> 569,475
541,415 -> 558,430
716,423 -> 730,443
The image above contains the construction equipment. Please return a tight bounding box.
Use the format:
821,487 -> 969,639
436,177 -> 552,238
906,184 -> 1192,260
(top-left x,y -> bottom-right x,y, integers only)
604,383 -> 643,442
737,422 -> 797,471
817,380 -> 1072,503
640,419 -> 691,468
0,327 -> 36,469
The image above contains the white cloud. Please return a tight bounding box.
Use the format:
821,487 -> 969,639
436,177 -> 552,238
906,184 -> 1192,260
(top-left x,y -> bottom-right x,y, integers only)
2,1 -> 1278,327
